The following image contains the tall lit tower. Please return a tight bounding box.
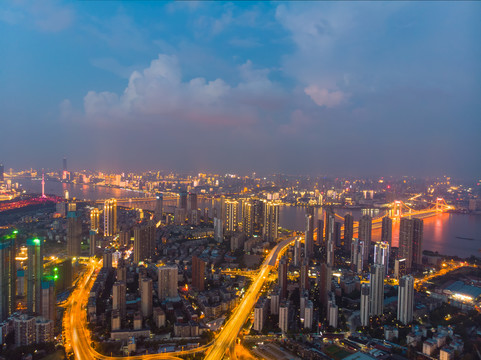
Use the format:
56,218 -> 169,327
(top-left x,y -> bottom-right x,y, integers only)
225,199 -> 238,232
0,231 -> 16,322
27,238 -> 42,315
62,157 -> 67,172
242,202 -> 254,237
263,201 -> 279,241
374,241 -> 390,274
104,199 -> 117,236
397,275 -> 414,324
41,169 -> 46,198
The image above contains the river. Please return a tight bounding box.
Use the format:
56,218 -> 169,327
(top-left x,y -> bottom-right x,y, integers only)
17,179 -> 481,259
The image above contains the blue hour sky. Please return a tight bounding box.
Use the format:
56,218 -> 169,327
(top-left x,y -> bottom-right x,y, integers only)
1,1 -> 480,177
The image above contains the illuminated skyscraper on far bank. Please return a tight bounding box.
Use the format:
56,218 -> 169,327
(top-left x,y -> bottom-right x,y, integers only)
104,199 -> 117,236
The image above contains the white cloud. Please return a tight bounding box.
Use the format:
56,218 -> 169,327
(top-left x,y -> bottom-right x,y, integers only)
83,54 -> 282,126
304,85 -> 345,108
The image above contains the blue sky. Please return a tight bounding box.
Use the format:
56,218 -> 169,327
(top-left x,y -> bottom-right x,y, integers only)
1,1 -> 480,177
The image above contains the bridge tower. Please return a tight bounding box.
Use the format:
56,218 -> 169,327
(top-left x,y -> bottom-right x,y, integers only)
436,198 -> 443,212
392,201 -> 402,219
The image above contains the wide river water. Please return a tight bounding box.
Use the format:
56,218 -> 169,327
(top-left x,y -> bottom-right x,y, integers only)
17,179 -> 481,259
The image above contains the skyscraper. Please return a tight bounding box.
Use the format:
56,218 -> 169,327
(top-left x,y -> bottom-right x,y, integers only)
374,241 -> 390,274
27,238 -> 42,315
369,264 -> 385,317
155,193 -> 163,222
242,202 -> 254,237
360,283 -> 370,327
358,215 -> 372,267
317,219 -> 324,244
133,221 -> 155,264
0,231 -> 16,322
263,201 -> 279,241
381,217 -> 392,246
140,277 -> 153,318
67,207 -> 82,257
300,258 -> 309,292
397,275 -> 414,325
278,257 -> 288,299
112,281 -> 126,318
279,300 -> 289,333
344,214 -> 354,252
0,163 -> 4,182
224,199 -> 238,232
192,255 -> 206,291
158,265 -> 178,301
62,157 -> 67,172
179,191 -> 188,210
399,218 -> 423,271
90,208 -> 100,232
103,199 -> 117,236
40,276 -> 56,323
188,192 -> 198,212
305,213 -> 314,258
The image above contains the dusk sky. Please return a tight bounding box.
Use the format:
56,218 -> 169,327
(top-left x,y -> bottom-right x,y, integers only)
1,1 -> 480,177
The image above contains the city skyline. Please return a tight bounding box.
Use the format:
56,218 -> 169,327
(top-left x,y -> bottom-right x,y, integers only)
1,1 -> 480,177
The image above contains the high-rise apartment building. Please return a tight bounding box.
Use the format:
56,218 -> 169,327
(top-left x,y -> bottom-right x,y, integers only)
133,221 -> 155,264
300,258 -> 309,292
374,241 -> 390,274
263,201 -> 279,241
278,257 -> 288,299
0,164 -> 4,182
104,199 -> 117,236
158,265 -> 178,301
317,219 -> 324,244
67,207 -> 82,257
242,202 -> 254,237
344,214 -> 354,252
381,217 -> 393,246
358,215 -> 372,267
225,199 -> 238,232
140,277 -> 153,318
155,193 -> 163,222
370,264 -> 385,317
305,212 -> 314,258
188,192 -> 198,212
360,283 -> 370,327
0,231 -> 16,322
192,255 -> 206,291
112,281 -> 126,318
40,277 -> 56,323
179,191 -> 188,210
279,300 -> 290,333
90,208 -> 100,231
304,300 -> 313,329
399,218 -> 423,271
27,238 -> 42,315
397,275 -> 414,325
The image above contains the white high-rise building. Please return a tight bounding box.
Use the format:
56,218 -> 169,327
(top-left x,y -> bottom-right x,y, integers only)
158,265 -> 178,301
263,201 -> 279,241
224,199 -> 238,232
360,283 -> 370,327
104,199 -> 117,236
397,275 -> 414,325
253,298 -> 266,332
304,300 -> 313,329
374,241 -> 390,274
328,303 -> 339,328
279,300 -> 289,333
370,264 -> 385,317
270,289 -> 280,315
